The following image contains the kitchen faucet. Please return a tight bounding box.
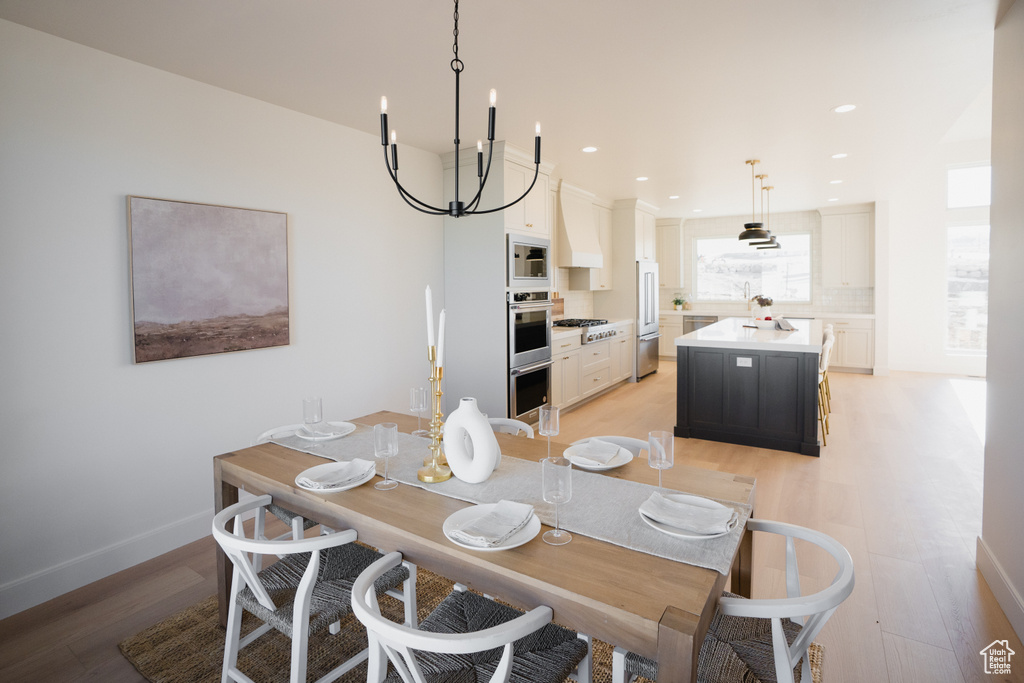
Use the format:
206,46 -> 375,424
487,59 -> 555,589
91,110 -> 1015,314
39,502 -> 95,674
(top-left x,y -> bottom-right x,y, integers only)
744,281 -> 751,310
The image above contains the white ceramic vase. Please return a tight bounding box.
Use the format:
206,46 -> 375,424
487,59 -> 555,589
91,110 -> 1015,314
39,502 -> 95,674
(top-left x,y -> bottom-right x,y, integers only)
442,397 -> 500,484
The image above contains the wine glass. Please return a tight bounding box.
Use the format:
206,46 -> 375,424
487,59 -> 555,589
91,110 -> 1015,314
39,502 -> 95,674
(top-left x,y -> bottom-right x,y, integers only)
538,405 -> 560,459
542,456 -> 572,545
374,422 -> 399,491
302,396 -> 325,443
648,430 -> 674,489
410,387 -> 428,436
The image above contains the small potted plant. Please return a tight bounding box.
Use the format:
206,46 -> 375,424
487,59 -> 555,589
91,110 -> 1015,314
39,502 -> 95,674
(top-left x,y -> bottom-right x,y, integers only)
672,296 -> 686,311
750,295 -> 773,327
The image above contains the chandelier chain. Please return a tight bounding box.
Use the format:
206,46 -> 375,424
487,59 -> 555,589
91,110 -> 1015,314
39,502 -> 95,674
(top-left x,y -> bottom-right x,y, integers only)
451,0 -> 463,73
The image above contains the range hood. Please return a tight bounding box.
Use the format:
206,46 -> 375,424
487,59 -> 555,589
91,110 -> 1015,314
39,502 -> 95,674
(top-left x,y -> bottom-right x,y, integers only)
556,180 -> 603,268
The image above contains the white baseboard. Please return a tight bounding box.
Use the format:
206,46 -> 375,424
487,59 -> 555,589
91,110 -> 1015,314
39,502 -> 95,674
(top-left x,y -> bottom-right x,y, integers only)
977,535 -> 1024,642
0,508 -> 213,620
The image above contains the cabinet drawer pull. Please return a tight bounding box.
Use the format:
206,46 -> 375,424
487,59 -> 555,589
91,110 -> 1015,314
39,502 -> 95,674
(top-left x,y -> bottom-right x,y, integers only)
560,343 -> 572,348
526,223 -> 533,228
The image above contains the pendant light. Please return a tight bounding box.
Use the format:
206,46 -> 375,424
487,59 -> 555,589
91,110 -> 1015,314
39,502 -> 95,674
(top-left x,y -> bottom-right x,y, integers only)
739,160 -> 770,241
380,0 -> 542,218
755,185 -> 782,249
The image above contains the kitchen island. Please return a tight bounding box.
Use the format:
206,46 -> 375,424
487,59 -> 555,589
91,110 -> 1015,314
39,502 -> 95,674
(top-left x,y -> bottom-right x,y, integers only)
675,317 -> 823,456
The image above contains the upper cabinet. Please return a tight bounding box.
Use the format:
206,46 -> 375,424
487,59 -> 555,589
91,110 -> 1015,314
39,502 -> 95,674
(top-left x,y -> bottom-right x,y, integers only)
821,210 -> 872,288
505,157 -> 551,238
636,210 -> 657,261
656,218 -> 684,289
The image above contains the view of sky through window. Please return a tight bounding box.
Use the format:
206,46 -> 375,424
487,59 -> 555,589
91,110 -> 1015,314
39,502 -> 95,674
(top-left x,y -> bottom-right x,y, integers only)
695,234 -> 811,302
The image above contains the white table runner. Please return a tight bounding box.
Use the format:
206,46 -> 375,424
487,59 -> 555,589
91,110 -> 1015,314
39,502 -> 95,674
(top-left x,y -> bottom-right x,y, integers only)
273,426 -> 751,575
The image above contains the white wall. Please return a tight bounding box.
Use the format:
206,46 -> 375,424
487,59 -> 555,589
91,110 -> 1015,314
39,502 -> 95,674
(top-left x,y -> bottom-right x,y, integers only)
979,0 -> 1024,641
887,137 -> 991,376
0,20 -> 444,618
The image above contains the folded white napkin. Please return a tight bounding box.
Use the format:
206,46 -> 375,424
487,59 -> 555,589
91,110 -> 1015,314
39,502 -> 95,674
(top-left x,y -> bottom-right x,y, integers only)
448,500 -> 535,548
639,493 -> 737,535
296,459 -> 375,490
571,439 -> 622,467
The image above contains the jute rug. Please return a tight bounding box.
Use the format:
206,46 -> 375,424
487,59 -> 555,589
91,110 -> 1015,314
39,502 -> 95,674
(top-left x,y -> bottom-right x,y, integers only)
120,566 -> 822,683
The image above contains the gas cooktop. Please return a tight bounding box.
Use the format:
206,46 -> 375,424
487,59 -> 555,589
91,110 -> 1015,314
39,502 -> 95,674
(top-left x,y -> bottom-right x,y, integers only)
553,318 -> 609,327
554,318 -> 617,343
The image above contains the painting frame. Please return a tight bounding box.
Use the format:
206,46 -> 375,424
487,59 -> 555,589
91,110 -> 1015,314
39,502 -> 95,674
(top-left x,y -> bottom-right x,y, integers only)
127,196 -> 290,363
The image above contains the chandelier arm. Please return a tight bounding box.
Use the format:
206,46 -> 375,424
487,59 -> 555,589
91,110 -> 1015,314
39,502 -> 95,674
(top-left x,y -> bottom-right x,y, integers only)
464,139 -> 496,212
468,162 -> 540,215
383,147 -> 448,214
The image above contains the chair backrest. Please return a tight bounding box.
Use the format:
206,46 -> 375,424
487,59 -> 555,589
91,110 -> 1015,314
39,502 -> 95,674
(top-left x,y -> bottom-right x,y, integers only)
212,495 -> 357,610
351,552 -> 553,683
571,435 -> 649,458
717,519 -> 854,683
819,336 -> 835,374
254,424 -> 306,445
488,417 -> 535,438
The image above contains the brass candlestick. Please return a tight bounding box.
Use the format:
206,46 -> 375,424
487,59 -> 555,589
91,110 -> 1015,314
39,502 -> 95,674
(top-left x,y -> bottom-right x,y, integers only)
418,346 -> 452,483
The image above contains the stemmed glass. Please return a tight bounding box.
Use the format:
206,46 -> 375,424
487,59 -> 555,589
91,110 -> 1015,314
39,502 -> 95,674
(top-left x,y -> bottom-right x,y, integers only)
373,422 -> 399,491
648,430 -> 674,489
542,456 -> 573,545
303,396 -> 323,434
410,387 -> 428,437
538,405 -> 560,459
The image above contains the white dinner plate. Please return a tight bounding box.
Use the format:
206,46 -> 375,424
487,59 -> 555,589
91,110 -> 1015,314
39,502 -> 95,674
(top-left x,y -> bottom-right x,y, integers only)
294,461 -> 376,493
639,493 -> 739,540
293,421 -> 357,441
442,504 -> 541,551
564,443 -> 634,471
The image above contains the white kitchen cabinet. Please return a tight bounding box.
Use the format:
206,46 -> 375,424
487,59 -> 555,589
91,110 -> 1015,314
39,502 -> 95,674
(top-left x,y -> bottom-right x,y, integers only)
568,204 -> 613,291
581,339 -> 612,399
656,219 -> 683,288
551,347 -> 582,408
822,318 -> 874,370
610,323 -> 634,382
821,212 -> 871,288
658,318 -> 684,358
636,209 -> 657,261
504,157 -> 551,238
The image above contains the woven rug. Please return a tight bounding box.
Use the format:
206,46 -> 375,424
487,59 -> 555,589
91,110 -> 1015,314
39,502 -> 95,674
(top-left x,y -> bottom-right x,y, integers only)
120,566 -> 822,683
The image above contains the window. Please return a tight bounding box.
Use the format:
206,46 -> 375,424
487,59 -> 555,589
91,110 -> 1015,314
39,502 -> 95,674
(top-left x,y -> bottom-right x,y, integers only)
947,166 -> 991,208
946,224 -> 989,354
694,234 -> 811,302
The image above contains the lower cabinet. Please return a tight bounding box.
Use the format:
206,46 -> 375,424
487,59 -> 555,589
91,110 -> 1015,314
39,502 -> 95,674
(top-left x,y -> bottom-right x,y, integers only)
581,340 -> 612,399
552,323 -> 633,410
822,318 -> 874,370
659,318 -> 683,358
551,335 -> 582,409
610,323 -> 633,382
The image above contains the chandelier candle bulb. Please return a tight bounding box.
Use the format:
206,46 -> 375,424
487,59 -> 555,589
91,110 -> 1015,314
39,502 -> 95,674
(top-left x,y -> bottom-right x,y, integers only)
379,99 -> 388,146
488,95 -> 496,140
535,123 -> 542,164
390,130 -> 398,170
477,140 -> 483,177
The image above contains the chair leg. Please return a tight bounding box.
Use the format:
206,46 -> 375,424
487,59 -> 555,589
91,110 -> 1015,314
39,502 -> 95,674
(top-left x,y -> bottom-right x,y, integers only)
817,384 -> 827,446
402,561 -> 418,628
571,633 -> 593,683
221,598 -> 243,683
611,646 -> 636,683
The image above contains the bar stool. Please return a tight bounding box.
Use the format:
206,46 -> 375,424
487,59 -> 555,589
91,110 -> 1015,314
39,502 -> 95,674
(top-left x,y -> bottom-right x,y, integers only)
818,335 -> 835,445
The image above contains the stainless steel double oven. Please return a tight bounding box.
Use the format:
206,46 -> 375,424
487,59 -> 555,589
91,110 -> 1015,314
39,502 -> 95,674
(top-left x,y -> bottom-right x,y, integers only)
508,290 -> 552,425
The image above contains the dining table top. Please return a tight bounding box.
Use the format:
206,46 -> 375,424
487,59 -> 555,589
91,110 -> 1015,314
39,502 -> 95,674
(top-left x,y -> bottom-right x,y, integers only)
213,410 -> 757,683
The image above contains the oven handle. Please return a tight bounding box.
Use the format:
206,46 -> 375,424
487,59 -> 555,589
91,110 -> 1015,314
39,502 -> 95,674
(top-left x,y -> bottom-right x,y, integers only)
509,301 -> 554,311
510,359 -> 554,376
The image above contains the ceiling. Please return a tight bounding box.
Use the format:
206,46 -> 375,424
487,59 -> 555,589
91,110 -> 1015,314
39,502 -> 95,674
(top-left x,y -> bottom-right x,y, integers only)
0,0 -> 998,218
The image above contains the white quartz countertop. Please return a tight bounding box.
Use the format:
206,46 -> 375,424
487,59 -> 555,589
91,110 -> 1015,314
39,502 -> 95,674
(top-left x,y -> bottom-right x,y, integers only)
660,309 -> 874,320
675,317 -> 823,353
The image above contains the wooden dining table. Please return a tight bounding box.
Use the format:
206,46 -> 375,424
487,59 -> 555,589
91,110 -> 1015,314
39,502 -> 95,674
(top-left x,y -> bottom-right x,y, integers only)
213,410 -> 756,683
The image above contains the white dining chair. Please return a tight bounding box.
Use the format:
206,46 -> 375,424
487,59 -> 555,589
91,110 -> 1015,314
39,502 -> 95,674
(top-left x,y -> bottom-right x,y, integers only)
488,417 -> 535,438
351,551 -> 593,683
611,519 -> 855,683
213,495 -> 418,683
570,435 -> 648,458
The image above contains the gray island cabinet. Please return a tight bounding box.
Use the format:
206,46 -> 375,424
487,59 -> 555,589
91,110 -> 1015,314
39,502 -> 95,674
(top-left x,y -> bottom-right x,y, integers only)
675,317 -> 823,457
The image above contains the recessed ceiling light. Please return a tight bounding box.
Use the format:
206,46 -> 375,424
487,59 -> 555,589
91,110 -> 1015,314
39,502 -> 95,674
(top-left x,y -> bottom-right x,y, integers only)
832,104 -> 856,113
668,195 -> 680,200
636,176 -> 648,182
829,180 -> 843,184
692,208 -> 703,213
581,146 -> 598,153
827,198 -> 839,202
831,153 -> 848,159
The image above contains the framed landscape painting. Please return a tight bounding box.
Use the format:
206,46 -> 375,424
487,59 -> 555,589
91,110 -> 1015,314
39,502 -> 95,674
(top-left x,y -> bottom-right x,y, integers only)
128,196 -> 289,363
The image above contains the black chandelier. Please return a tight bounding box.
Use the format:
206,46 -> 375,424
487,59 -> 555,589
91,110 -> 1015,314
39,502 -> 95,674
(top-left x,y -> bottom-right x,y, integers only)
380,0 -> 542,218
738,159 -> 770,242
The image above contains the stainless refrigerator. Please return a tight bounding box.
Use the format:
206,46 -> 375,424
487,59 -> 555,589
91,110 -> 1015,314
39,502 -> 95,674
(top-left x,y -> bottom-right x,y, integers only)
636,260 -> 660,379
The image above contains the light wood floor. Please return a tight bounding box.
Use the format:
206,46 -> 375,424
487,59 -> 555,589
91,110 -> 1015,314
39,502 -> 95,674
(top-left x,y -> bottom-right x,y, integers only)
2,364 -> 1021,682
